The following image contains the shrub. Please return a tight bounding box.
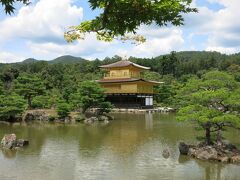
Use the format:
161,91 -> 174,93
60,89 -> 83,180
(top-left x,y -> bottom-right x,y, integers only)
48,115 -> 57,122
57,102 -> 71,119
32,96 -> 50,109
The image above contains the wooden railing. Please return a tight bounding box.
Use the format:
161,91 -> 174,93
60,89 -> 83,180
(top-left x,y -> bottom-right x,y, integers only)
105,88 -> 153,94
104,73 -> 142,79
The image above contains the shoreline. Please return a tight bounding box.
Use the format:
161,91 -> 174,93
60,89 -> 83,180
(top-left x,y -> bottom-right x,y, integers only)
0,107 -> 175,124
179,142 -> 240,164
91,107 -> 176,114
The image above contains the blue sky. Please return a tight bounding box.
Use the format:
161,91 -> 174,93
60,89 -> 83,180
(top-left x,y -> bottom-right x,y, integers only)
0,0 -> 239,63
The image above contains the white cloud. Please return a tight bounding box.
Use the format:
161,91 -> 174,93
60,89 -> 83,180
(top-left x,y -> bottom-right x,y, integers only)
28,33 -> 116,59
0,0 -> 83,44
0,52 -> 25,63
116,26 -> 184,58
0,0 -> 193,62
0,0 -> 240,62
185,0 -> 240,54
0,0 -> 119,61
206,47 -> 239,55
27,26 -> 185,59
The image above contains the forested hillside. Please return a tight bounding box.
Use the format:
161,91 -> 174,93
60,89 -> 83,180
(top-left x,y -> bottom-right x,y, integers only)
0,51 -> 239,120
1,51 -> 240,75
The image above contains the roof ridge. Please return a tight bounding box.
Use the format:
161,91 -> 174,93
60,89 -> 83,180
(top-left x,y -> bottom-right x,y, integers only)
99,60 -> 150,69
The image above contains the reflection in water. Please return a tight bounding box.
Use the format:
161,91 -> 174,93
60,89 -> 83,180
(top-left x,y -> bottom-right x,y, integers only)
1,148 -> 17,159
0,113 -> 239,180
145,113 -> 153,130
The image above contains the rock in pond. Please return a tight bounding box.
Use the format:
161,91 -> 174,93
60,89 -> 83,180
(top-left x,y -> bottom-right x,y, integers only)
1,134 -> 17,149
98,115 -> 109,121
1,134 -> 29,150
188,146 -> 218,161
17,139 -> 29,147
231,156 -> 240,163
219,156 -> 230,163
84,117 -> 99,124
103,119 -> 109,124
179,142 -> 191,155
179,142 -> 240,164
162,149 -> 170,159
84,115 -> 112,124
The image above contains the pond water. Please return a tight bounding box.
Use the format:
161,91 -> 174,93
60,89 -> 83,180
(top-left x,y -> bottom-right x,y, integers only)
0,113 -> 240,180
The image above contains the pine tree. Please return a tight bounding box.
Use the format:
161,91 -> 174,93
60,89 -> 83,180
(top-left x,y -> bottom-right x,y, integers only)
15,73 -> 45,109
73,81 -> 112,115
177,71 -> 240,145
0,94 -> 26,121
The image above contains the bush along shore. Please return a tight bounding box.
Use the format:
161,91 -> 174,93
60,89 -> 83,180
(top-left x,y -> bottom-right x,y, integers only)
21,109 -> 114,125
0,80 -> 114,125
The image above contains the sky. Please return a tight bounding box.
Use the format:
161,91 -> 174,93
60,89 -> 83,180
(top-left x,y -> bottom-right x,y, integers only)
0,0 -> 239,63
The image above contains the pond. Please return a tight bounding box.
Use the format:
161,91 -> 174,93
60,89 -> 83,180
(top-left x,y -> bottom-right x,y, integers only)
0,113 -> 239,180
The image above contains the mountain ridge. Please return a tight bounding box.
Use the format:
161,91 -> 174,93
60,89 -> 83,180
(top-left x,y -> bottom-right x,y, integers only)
1,51 -> 240,65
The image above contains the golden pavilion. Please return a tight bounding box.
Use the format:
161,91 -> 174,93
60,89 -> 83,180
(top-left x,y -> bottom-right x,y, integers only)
97,60 -> 162,108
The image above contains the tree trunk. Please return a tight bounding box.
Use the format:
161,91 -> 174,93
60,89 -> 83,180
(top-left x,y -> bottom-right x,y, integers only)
205,125 -> 211,145
216,129 -> 223,146
4,81 -> 12,91
28,96 -> 32,109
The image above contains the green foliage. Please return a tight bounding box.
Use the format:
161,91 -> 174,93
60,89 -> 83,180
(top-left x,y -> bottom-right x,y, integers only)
0,0 -> 29,14
176,71 -> 240,144
47,89 -> 63,108
0,51 -> 240,123
57,102 -> 71,119
0,80 -> 3,94
2,0 -> 196,43
143,71 -> 162,81
1,67 -> 19,82
48,115 -> 57,122
0,94 -> 26,121
75,81 -> 112,114
160,52 -> 180,77
77,81 -> 105,112
227,64 -> 240,82
154,84 -> 175,106
0,67 -> 19,91
65,0 -> 197,43
14,73 -> 45,108
31,95 -> 51,109
154,75 -> 183,106
97,101 -> 113,116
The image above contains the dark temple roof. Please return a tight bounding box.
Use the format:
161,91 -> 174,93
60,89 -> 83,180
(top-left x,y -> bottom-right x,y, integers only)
99,60 -> 150,70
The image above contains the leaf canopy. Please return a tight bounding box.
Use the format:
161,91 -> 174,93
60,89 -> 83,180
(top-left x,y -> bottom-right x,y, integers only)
0,0 -> 30,14
1,0 -> 197,43
74,81 -> 112,113
65,0 -> 197,43
14,73 -> 45,99
0,94 -> 26,120
177,71 -> 240,129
